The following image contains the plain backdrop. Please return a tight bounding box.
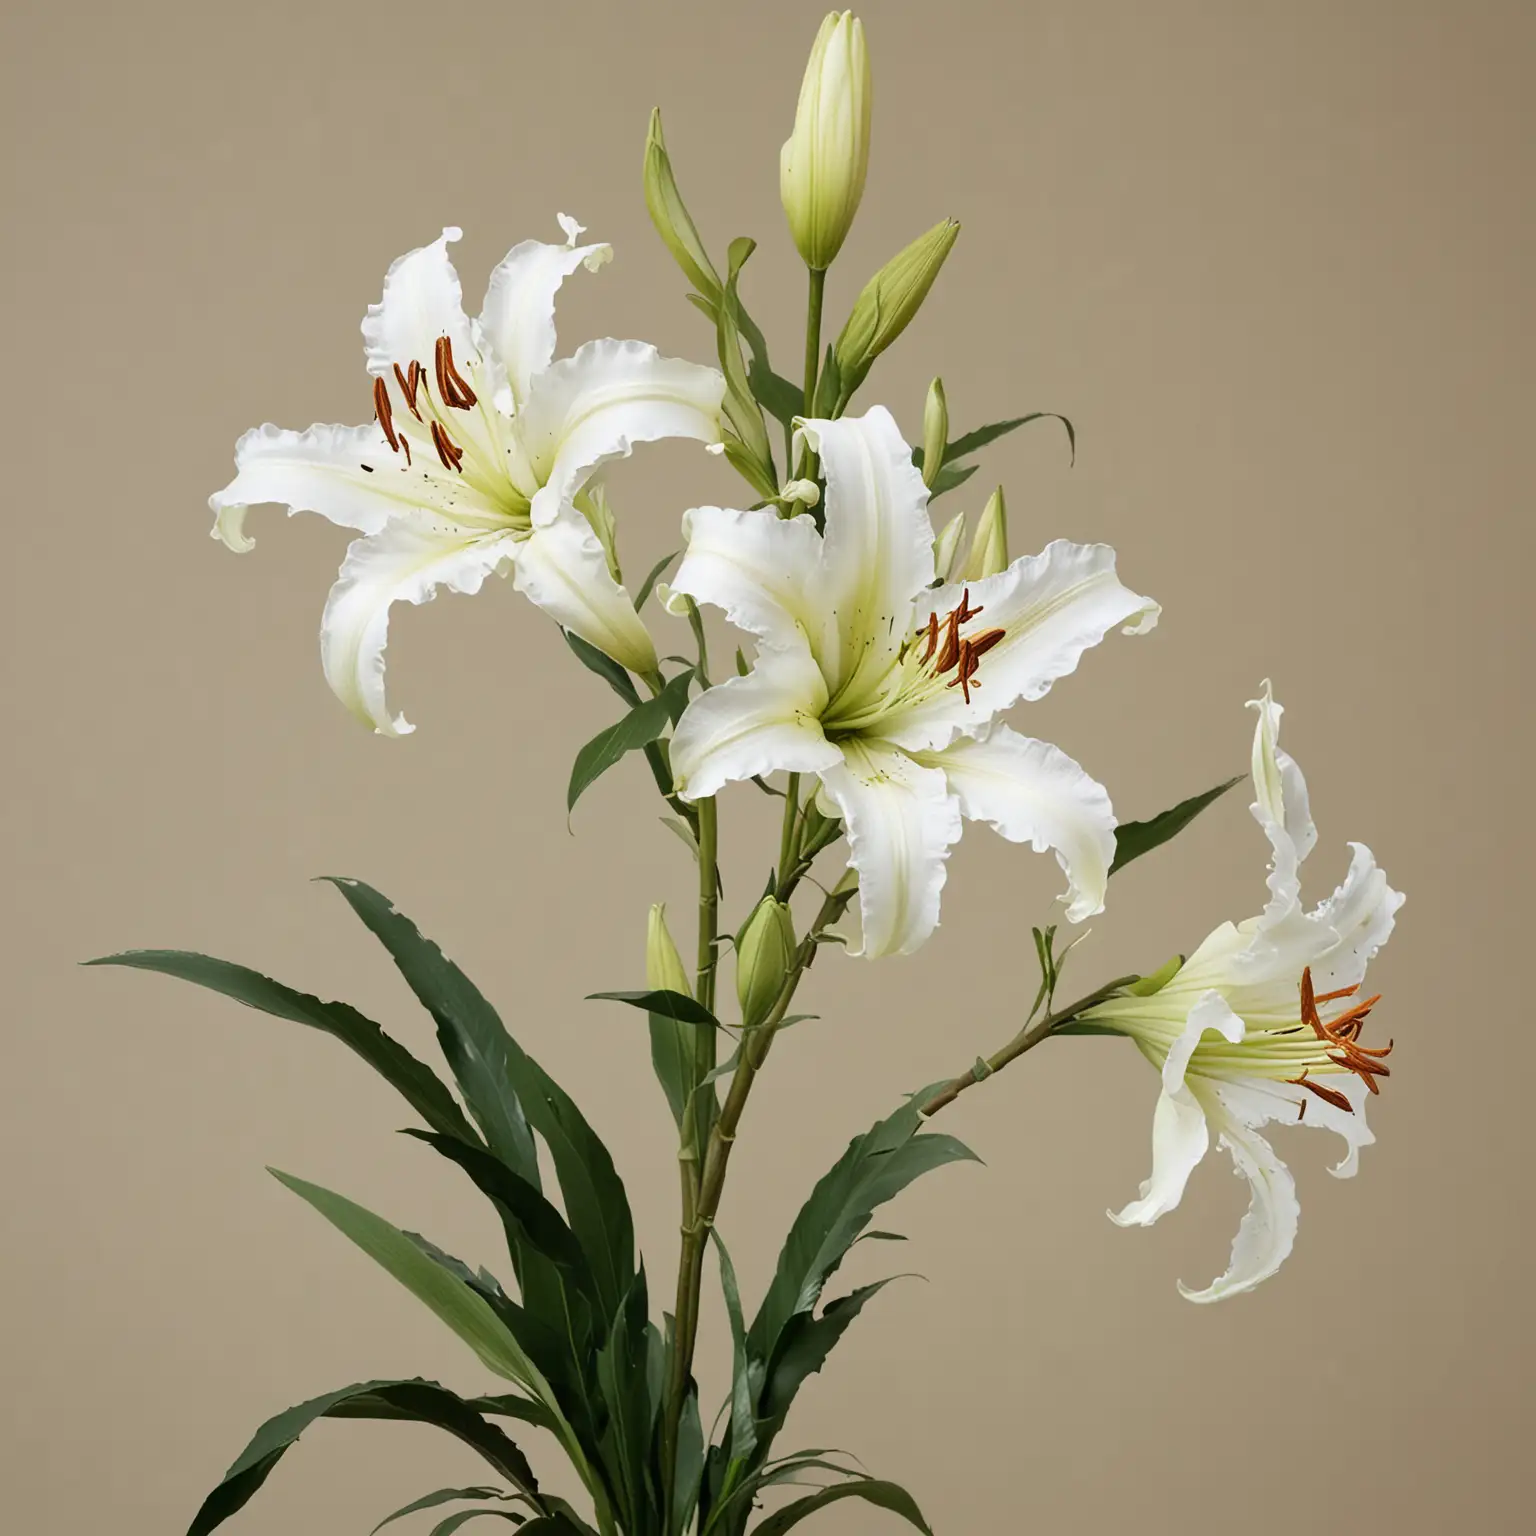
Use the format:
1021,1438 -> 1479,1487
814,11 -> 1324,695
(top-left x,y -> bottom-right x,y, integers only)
3,0 -> 1532,1531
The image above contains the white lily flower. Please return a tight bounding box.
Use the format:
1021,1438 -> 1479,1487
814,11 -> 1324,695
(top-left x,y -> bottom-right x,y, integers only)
667,407 -> 1159,958
209,218 -> 726,736
1084,683 -> 1404,1301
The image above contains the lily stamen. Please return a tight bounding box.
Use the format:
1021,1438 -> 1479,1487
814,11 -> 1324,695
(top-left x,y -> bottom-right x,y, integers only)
434,336 -> 478,409
1300,967 -> 1393,1095
373,377 -> 400,453
1288,1072 -> 1355,1115
429,420 -> 464,472
393,360 -> 424,419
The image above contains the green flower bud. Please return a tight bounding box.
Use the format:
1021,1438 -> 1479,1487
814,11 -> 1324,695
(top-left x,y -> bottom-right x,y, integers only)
646,904 -> 692,998
961,485 -> 1009,581
643,108 -> 723,308
736,896 -> 796,1027
921,377 -> 948,488
780,12 -> 872,271
932,510 -> 967,583
833,219 -> 960,397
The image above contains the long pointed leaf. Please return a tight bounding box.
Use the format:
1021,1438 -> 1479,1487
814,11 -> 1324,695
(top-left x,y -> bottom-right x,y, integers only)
751,1479 -> 932,1536
1109,775 -> 1243,875
568,672 -> 693,814
84,951 -> 474,1143
186,1378 -> 542,1536
373,1487 -> 520,1534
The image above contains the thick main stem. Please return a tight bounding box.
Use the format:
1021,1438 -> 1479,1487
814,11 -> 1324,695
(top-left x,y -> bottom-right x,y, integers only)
799,266 -> 827,487
918,974 -> 1142,1118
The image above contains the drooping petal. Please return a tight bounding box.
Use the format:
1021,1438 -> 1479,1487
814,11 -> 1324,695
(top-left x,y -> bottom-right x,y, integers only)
1109,1083 -> 1210,1227
795,408 -> 935,699
667,505 -> 825,652
913,725 -> 1116,923
891,540 -> 1159,751
511,504 -> 657,676
361,227 -> 477,378
209,422 -> 420,549
320,520 -> 517,737
1215,1075 -> 1375,1180
1163,990 -> 1248,1093
515,339 -> 725,526
1246,680 -> 1318,940
480,216 -> 613,411
816,739 -> 962,958
670,643 -> 841,801
1177,1084 -> 1300,1302
1307,841 -> 1404,995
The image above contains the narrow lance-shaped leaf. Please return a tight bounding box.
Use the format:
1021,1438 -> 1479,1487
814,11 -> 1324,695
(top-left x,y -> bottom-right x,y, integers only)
372,1488 -> 524,1535
564,629 -> 641,708
643,107 -> 723,309
751,1479 -> 933,1536
184,1378 -> 544,1536
569,670 -> 694,814
1109,775 -> 1244,875
325,881 -> 639,1318
82,950 -> 476,1144
586,989 -> 721,1027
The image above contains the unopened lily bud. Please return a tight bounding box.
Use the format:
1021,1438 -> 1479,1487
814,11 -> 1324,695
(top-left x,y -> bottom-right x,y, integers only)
736,896 -> 796,1027
646,904 -> 692,998
780,12 -> 872,270
834,219 -> 959,395
962,486 -> 1009,581
780,478 -> 822,508
921,378 -> 948,488
933,511 -> 967,583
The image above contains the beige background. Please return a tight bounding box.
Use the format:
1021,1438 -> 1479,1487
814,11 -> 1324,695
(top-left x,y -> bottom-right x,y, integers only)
3,0 -> 1531,1531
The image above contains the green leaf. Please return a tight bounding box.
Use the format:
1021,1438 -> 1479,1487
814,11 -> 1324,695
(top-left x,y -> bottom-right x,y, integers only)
186,1378 -> 542,1536
635,551 -> 679,611
711,1233 -> 759,1465
943,411 -> 1075,467
326,881 -> 639,1318
84,950 -> 476,1145
659,815 -> 700,860
751,1479 -> 932,1536
592,1277 -> 656,1534
670,1389 -> 705,1536
402,1131 -> 592,1282
1109,775 -> 1244,875
643,108 -> 723,309
748,1094 -> 977,1363
568,671 -> 694,814
318,879 -> 539,1187
270,1171 -> 557,1397
563,630 -> 642,709
925,459 -> 979,500
373,1487 -> 520,1534
713,239 -> 776,493
749,361 -> 807,430
427,1512 -> 526,1535
586,989 -> 721,1027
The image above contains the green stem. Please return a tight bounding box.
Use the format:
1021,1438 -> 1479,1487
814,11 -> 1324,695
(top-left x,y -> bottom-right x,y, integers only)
799,266 -> 827,490
661,880 -> 849,1502
918,974 -> 1142,1118
778,773 -> 801,884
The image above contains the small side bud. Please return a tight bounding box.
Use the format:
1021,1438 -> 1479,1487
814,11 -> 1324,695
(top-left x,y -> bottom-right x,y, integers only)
962,486 -> 1009,580
834,219 -> 960,397
736,896 -> 797,1028
646,905 -> 693,998
933,511 -> 967,583
921,377 -> 948,488
780,12 -> 872,270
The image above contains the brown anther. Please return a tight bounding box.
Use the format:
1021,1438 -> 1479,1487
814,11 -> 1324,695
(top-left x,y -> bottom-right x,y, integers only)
919,612 -> 940,665
955,588 -> 985,625
373,377 -> 400,452
1287,1072 -> 1355,1114
1314,984 -> 1362,1005
430,419 -> 464,472
435,335 -> 478,409
401,434 -> 412,467
1299,966 -> 1394,1098
394,361 -> 424,419
966,627 -> 1006,661
933,609 -> 963,673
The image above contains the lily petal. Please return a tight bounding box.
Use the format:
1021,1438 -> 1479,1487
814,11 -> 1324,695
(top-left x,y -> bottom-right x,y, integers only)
511,504 -> 657,676
516,339 -> 725,527
816,739 -> 962,958
210,422 -> 416,550
361,226 -> 476,377
1109,1082 -> 1210,1228
320,519 -> 516,737
670,643 -> 840,801
667,505 -> 825,652
1308,841 -> 1404,995
481,217 -> 613,412
913,725 -> 1116,923
892,540 -> 1159,751
1247,680 -> 1318,937
1178,1087 -> 1300,1302
796,408 -> 935,699
1216,1075 -> 1375,1180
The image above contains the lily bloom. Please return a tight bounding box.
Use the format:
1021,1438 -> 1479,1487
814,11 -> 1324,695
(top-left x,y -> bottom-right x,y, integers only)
210,218 -> 725,735
1084,683 -> 1404,1301
667,407 -> 1158,957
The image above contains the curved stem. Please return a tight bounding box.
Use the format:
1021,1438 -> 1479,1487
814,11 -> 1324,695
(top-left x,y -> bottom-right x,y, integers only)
778,773 -> 802,884
918,974 -> 1141,1118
